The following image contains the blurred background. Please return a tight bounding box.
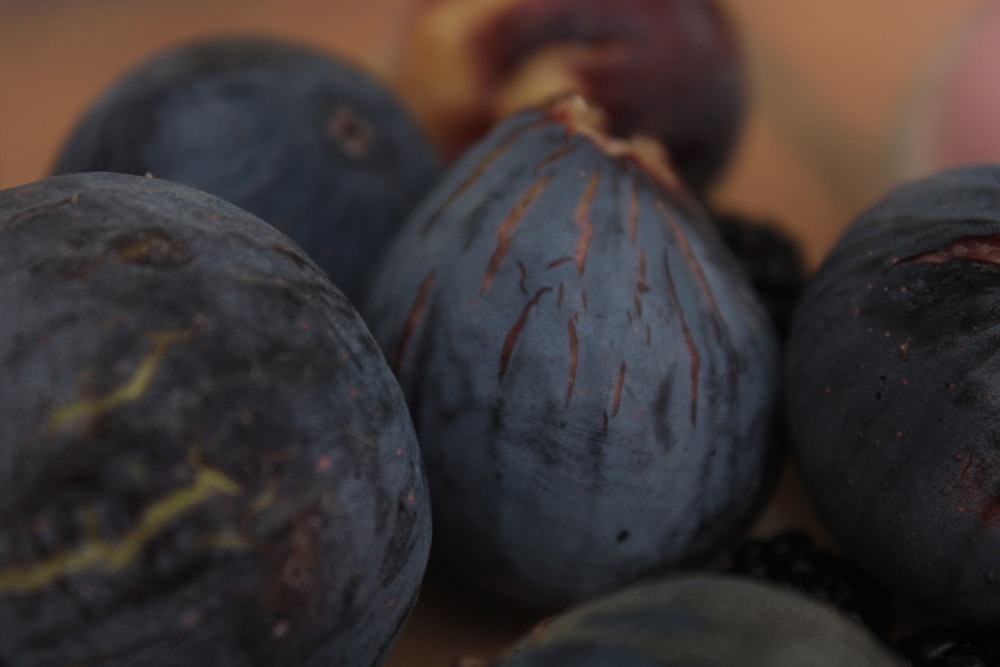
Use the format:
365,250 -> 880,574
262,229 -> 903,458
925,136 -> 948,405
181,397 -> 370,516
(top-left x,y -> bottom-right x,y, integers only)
0,1 -> 996,664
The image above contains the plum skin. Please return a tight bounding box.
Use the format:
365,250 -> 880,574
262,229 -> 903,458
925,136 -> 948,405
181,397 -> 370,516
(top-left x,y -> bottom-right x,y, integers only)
0,172 -> 431,667
785,164 -> 1000,625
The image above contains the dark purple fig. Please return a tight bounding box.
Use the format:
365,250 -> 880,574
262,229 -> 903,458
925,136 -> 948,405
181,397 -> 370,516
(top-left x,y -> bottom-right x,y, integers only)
488,575 -> 902,667
390,0 -> 747,193
51,35 -> 442,304
785,164 -> 1000,626
0,172 -> 431,666
362,95 -> 781,609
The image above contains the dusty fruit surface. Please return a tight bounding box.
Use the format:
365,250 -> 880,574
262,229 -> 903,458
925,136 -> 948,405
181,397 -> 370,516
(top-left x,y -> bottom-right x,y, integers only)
0,172 -> 431,666
363,95 -> 782,610
785,164 -> 1000,626
488,574 -> 902,667
388,0 -> 746,193
51,36 -> 442,304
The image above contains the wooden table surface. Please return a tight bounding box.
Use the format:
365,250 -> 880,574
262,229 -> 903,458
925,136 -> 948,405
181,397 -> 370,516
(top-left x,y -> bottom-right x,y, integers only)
0,1 -> 992,665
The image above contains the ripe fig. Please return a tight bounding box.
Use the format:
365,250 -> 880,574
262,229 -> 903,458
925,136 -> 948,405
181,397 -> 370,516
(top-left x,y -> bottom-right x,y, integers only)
785,164 -> 1000,625
388,0 -> 747,193
51,35 -> 442,304
0,172 -> 431,666
362,95 -> 781,609
488,575 -> 901,667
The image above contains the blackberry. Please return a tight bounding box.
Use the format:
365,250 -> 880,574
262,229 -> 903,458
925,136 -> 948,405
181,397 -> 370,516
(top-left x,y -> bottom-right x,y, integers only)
726,529 -> 897,638
893,625 -> 1000,667
711,211 -> 806,339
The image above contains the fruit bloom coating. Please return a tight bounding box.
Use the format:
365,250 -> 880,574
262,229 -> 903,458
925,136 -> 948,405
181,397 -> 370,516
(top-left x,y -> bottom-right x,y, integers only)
489,575 -> 901,667
786,164 -> 1000,625
51,36 -> 442,304
0,173 -> 431,666
363,95 -> 781,609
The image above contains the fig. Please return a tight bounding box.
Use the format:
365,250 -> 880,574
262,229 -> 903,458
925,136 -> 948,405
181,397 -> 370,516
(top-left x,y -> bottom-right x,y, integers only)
488,574 -> 902,667
362,95 -> 781,609
785,164 -> 1000,625
51,35 -> 442,304
388,0 -> 747,193
0,172 -> 431,666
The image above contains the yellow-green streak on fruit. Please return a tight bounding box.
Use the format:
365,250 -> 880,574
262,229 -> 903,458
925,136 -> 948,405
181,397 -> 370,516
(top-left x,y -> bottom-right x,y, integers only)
0,459 -> 244,594
44,328 -> 196,436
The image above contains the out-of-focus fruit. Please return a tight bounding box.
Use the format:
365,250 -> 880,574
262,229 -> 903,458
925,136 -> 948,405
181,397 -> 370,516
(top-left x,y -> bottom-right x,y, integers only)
785,164 -> 1000,626
51,35 -> 442,304
726,529 -> 897,638
0,172 -> 431,666
488,575 -> 902,667
362,94 -> 781,610
711,211 -> 806,340
388,0 -> 747,193
893,624 -> 1000,667
893,2 -> 1000,183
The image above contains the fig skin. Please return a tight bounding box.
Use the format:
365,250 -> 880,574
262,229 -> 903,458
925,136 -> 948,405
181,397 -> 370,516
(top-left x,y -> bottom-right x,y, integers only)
489,575 -> 902,667
51,35 -> 442,304
362,96 -> 781,610
785,164 -> 1000,626
389,0 -> 746,194
0,172 -> 431,666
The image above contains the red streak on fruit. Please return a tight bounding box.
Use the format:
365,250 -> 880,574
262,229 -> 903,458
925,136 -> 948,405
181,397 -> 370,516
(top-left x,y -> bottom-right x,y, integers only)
499,286 -> 552,381
548,256 -> 574,269
628,182 -> 640,244
423,119 -> 545,234
394,270 -> 436,373
533,142 -> 577,174
482,173 -> 554,293
612,361 -> 626,417
573,169 -> 600,275
663,250 -> 700,423
633,293 -> 643,318
637,249 -> 648,293
897,234 -> 1000,265
566,313 -> 579,406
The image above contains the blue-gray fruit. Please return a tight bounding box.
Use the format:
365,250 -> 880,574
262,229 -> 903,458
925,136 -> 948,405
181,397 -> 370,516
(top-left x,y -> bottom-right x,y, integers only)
362,95 -> 782,609
0,172 -> 431,666
51,36 -> 442,304
489,575 -> 902,667
785,164 -> 1000,626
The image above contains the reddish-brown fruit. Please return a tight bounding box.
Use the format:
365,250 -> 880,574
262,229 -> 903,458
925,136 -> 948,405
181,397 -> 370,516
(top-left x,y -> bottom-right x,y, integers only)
388,0 -> 747,193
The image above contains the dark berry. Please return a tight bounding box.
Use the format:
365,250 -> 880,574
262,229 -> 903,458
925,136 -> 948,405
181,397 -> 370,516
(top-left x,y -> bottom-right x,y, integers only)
727,529 -> 897,638
712,210 -> 806,339
893,624 -> 1000,667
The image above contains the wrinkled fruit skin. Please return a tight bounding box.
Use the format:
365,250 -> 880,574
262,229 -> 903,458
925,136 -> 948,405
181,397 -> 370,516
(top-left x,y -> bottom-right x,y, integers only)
391,0 -> 746,193
785,164 -> 1000,625
51,36 -> 442,304
362,98 -> 781,610
489,575 -> 902,667
0,173 -> 431,666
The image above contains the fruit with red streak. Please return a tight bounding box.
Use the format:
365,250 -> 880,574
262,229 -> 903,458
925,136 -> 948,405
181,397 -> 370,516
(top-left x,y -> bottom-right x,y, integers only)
388,0 -> 747,193
785,164 -> 1000,625
362,94 -> 781,609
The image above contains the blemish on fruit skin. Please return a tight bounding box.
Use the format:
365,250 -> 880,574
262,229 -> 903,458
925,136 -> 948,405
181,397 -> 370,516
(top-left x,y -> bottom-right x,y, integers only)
0,457 -> 244,594
611,361 -> 626,417
662,250 -> 699,424
316,456 -> 332,472
900,337 -> 911,361
394,270 -> 436,373
422,118 -> 547,234
499,286 -> 552,382
571,169 -> 600,276
532,142 -> 576,175
636,249 -> 648,294
627,182 -> 640,245
565,314 -> 579,407
481,173 -> 553,293
896,234 -> 1000,265
43,327 -> 197,437
517,260 -> 528,294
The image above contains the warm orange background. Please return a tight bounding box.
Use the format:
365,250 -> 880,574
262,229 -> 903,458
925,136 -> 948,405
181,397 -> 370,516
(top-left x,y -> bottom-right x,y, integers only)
0,1 -> 992,665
